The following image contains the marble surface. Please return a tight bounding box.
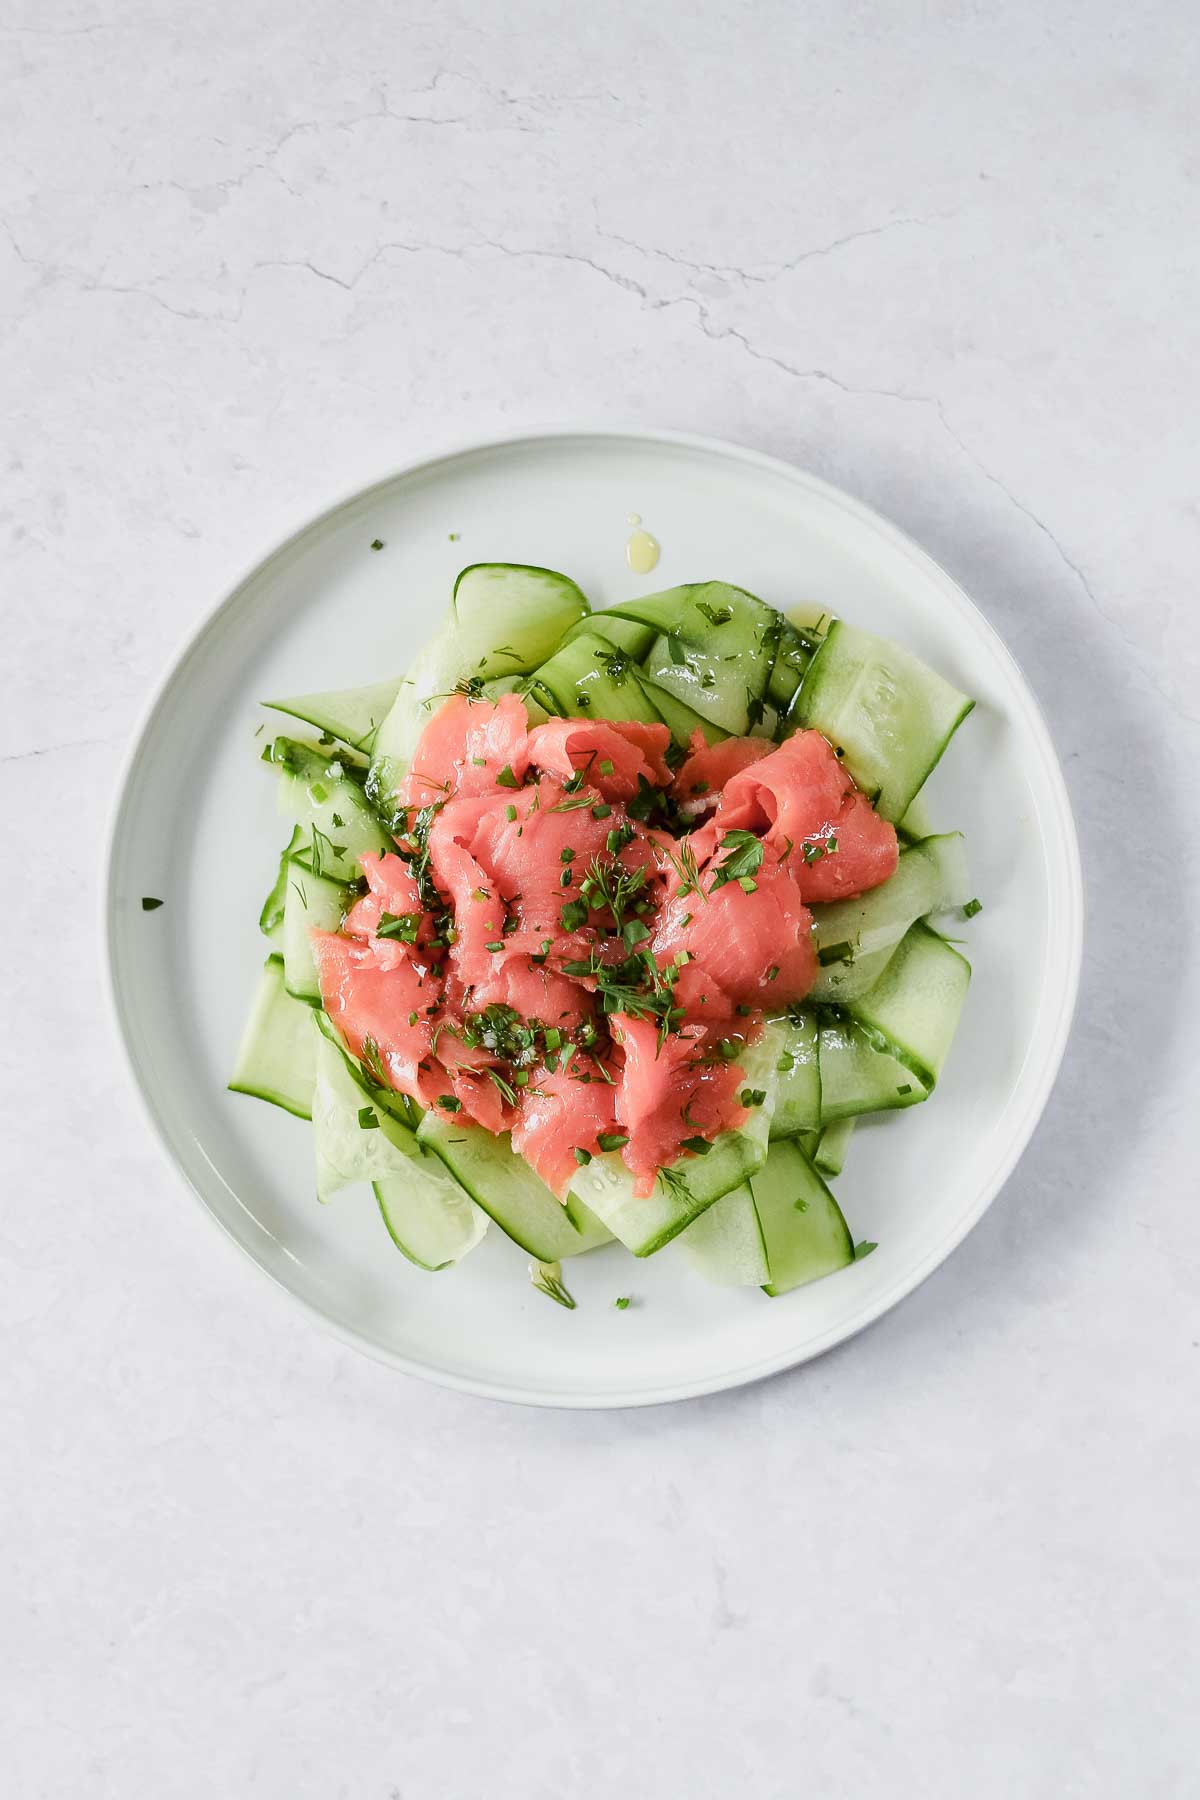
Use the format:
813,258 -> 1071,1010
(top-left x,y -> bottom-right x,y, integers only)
4,2 -> 1198,1794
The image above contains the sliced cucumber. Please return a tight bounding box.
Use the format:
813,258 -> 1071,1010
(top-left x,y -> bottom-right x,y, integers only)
568,1021 -> 785,1256
766,621 -> 818,714
813,1116 -> 855,1177
264,677 -> 405,754
770,1007 -> 822,1139
374,1167 -> 490,1272
809,834 -> 970,1004
416,1111 -> 611,1261
562,612 -> 657,660
368,565 -> 590,804
633,673 -> 730,747
636,584 -> 779,734
751,1140 -> 855,1297
228,956 -> 317,1120
524,630 -> 665,726
818,1016 -> 928,1122
847,920 -> 971,1091
311,1018 -> 419,1199
268,738 -> 392,877
259,824 -> 306,939
452,562 -> 590,644
309,1025 -> 487,1267
895,789 -> 935,844
678,1183 -> 769,1286
794,620 -> 974,821
281,862 -> 353,1003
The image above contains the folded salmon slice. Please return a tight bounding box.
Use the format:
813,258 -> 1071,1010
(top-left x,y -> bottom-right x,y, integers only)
670,731 -> 775,818
612,1016 -> 750,1197
652,857 -> 818,1009
310,931 -> 445,1110
396,692 -> 531,812
509,1056 -> 620,1197
526,717 -> 673,799
714,729 -> 898,900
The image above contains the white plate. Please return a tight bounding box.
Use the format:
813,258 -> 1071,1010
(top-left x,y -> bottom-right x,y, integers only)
105,428 -> 1082,1408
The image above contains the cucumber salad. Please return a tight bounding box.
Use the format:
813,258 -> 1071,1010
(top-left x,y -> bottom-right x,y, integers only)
231,566 -> 977,1301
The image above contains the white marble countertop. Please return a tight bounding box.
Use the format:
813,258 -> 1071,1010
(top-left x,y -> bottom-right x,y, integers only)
4,3 -> 1198,1794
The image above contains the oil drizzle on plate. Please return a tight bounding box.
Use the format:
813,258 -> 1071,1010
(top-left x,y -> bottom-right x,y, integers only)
625,526 -> 660,574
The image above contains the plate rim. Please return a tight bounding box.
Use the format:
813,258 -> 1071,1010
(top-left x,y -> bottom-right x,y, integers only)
102,423 -> 1085,1408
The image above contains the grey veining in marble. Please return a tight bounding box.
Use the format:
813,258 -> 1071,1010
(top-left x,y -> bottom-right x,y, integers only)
3,2 -> 1197,1795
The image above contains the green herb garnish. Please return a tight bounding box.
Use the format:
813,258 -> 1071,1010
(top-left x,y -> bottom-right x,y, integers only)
529,1260 -> 576,1309
357,1106 -> 379,1130
377,911 -> 422,943
709,829 -> 764,891
962,897 -> 983,919
141,897 -> 164,911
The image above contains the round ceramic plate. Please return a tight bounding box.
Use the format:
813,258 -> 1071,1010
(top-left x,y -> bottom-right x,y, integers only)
105,428 -> 1082,1407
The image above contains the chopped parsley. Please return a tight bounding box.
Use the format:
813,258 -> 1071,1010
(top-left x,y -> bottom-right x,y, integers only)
709,829 -> 764,891
495,764 -> 519,788
357,1106 -> 379,1130
140,896 -> 164,911
370,537 -> 384,551
613,1296 -> 631,1310
596,1131 -> 629,1152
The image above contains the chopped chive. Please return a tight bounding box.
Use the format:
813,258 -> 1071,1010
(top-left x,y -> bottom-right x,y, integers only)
598,759 -> 615,776
377,911 -> 422,943
962,897 -> 984,919
623,920 -> 650,947
591,802 -> 612,820
765,965 -> 780,982
505,803 -> 518,822
470,755 -> 487,767
739,1087 -> 767,1107
485,940 -> 504,953
544,1027 -> 562,1051
737,876 -> 758,893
